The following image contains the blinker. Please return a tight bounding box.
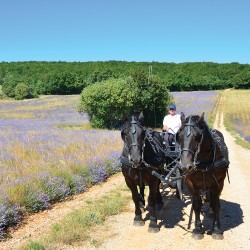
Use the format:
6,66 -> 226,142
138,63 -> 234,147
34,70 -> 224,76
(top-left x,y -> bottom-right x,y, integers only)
185,116 -> 194,137
131,116 -> 137,134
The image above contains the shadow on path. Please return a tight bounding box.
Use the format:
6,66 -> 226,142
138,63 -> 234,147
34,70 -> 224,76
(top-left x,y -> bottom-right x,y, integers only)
143,185 -> 243,234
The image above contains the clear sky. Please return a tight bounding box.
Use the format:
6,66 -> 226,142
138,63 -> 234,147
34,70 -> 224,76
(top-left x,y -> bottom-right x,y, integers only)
1,0 -> 250,63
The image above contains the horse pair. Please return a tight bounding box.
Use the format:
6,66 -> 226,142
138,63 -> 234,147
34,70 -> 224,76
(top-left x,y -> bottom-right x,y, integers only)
120,112 -> 229,239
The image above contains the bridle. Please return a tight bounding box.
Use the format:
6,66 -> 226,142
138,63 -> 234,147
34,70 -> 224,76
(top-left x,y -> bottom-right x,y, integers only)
180,116 -> 204,170
122,116 -> 165,170
122,116 -> 146,161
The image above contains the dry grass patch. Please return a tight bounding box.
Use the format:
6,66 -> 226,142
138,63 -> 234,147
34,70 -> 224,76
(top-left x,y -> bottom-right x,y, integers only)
19,186 -> 131,250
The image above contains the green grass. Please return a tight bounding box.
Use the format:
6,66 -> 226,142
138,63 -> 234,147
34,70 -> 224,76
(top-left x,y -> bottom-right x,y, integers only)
21,241 -> 45,250
19,185 -> 130,250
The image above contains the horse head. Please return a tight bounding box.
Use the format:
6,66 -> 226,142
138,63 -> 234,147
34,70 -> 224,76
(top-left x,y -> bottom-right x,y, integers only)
121,111 -> 146,167
176,112 -> 205,173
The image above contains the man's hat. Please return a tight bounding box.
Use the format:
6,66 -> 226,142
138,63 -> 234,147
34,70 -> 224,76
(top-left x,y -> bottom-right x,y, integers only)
169,104 -> 176,110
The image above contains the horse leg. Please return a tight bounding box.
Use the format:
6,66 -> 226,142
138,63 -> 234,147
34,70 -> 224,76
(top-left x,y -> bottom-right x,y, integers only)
156,179 -> 164,207
147,177 -> 160,233
139,183 -> 146,212
192,191 -> 204,239
125,178 -> 145,226
206,190 -> 214,214
176,168 -> 183,200
210,189 -> 224,240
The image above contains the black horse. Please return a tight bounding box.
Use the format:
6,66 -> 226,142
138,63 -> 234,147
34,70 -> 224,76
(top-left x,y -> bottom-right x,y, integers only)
120,112 -> 165,233
176,112 -> 229,240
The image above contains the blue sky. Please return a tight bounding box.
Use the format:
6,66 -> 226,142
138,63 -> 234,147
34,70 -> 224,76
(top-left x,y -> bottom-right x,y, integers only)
1,0 -> 250,63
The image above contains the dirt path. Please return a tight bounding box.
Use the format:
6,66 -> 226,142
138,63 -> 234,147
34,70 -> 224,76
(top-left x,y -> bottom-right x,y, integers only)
81,111 -> 250,250
1,105 -> 250,249
0,174 -> 126,250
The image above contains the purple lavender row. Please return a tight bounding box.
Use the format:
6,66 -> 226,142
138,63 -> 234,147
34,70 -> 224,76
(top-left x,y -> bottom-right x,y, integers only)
171,90 -> 220,120
0,95 -> 123,239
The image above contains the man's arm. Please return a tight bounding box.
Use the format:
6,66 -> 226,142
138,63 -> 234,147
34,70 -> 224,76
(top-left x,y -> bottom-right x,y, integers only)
163,124 -> 168,131
162,116 -> 169,131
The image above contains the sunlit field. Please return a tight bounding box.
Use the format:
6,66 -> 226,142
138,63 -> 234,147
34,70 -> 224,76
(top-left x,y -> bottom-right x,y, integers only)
0,95 -> 123,238
222,89 -> 250,146
0,90 -> 223,238
171,90 -> 221,126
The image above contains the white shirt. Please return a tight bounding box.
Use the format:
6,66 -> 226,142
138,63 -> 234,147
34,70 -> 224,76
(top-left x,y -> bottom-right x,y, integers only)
163,114 -> 181,134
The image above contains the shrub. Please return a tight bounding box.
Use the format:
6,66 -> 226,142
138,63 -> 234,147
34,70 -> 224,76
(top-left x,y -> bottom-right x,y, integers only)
78,76 -> 172,128
0,197 -> 20,239
2,73 -> 19,97
15,83 -> 31,100
87,165 -> 108,184
41,176 -> 71,203
24,190 -> 50,213
69,174 -> 87,195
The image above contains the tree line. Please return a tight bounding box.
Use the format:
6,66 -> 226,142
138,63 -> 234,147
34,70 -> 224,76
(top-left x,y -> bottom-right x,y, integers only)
0,61 -> 249,100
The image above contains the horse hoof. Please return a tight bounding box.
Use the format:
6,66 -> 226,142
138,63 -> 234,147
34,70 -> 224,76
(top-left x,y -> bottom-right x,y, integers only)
139,201 -> 146,213
192,233 -> 204,240
148,226 -> 160,233
133,220 -> 145,226
140,206 -> 146,213
212,233 -> 224,240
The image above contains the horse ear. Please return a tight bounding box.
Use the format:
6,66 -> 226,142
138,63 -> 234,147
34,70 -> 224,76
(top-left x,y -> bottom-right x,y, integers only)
180,112 -> 185,127
121,129 -> 126,141
197,112 -> 205,124
123,114 -> 129,123
138,111 -> 144,125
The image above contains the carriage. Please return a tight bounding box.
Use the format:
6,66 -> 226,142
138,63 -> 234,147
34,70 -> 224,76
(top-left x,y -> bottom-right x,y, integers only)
150,130 -> 183,200
120,112 -> 229,237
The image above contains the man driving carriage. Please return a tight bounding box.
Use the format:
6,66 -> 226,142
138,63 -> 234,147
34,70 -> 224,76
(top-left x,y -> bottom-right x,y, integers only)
162,104 -> 181,149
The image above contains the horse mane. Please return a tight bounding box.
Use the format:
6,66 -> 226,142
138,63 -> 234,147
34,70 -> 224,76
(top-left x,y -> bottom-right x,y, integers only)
184,113 -> 229,169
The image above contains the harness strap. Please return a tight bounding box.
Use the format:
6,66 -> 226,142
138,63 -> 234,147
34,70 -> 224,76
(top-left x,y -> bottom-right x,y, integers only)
128,143 -> 142,150
212,173 -> 219,186
120,155 -> 132,167
202,170 -> 206,191
145,131 -> 159,156
227,169 -> 230,184
181,148 -> 195,156
185,116 -> 196,137
139,168 -> 143,188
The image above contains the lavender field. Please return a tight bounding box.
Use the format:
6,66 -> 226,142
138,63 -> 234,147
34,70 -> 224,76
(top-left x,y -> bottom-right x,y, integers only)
0,91 -> 221,238
0,95 -> 123,238
170,90 -> 221,125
